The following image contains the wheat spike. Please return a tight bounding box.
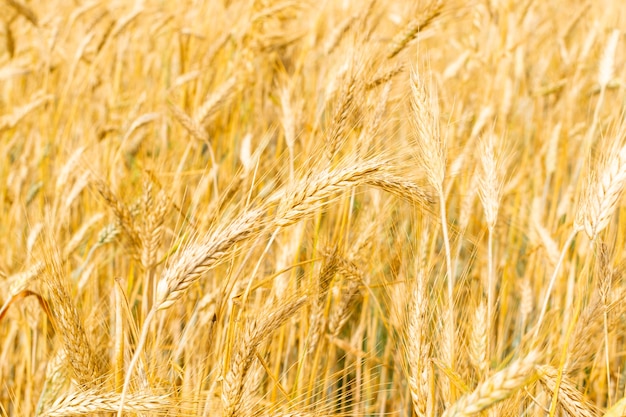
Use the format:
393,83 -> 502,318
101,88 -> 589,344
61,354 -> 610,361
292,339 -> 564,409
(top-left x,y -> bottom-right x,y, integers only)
576,133 -> 626,240
40,389 -> 170,416
387,1 -> 442,59
405,270 -> 430,417
222,295 -> 308,417
538,365 -> 598,417
40,245 -> 104,388
442,351 -> 540,417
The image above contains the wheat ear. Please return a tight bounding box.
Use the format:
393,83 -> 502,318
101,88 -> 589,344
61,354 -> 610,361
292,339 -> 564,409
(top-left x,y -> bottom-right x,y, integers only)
442,350 -> 540,417
387,0 -> 442,59
40,389 -> 170,417
42,247 -> 103,388
406,270 -> 430,417
222,295 -> 308,417
469,302 -> 488,378
576,141 -> 626,241
307,251 -> 339,354
538,365 -> 598,417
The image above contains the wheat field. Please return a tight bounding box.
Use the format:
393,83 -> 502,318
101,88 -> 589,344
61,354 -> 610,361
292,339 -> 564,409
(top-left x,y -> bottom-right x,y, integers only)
0,0 -> 625,416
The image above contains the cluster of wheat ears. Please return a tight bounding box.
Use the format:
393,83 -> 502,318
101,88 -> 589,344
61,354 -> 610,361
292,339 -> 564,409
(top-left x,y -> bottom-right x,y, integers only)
0,0 -> 625,416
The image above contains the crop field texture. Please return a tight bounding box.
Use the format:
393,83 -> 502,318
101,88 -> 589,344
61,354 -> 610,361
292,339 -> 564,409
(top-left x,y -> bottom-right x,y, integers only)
0,0 -> 625,416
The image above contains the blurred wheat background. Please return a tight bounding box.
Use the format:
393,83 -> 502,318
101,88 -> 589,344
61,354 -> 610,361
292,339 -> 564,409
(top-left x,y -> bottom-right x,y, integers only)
0,0 -> 625,416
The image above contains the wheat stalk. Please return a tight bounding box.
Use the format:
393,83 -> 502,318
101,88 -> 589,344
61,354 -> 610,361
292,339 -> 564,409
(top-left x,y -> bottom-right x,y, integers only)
478,131 -> 502,361
410,67 -> 454,392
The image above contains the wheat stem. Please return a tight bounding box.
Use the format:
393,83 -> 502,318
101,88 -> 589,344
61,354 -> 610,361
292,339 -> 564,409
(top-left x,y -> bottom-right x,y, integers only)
117,307 -> 156,417
534,229 -> 578,338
